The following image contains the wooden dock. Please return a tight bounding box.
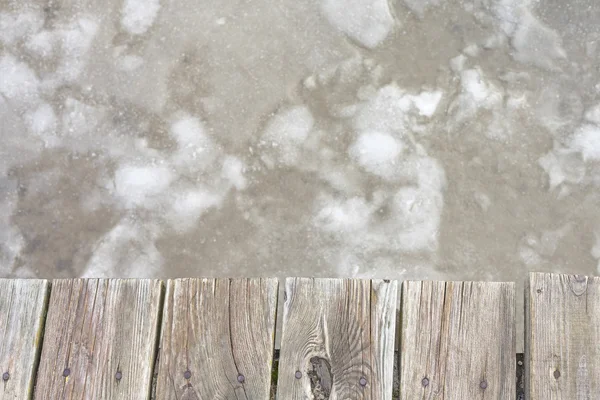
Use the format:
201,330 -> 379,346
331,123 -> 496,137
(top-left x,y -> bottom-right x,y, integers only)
0,273 -> 598,399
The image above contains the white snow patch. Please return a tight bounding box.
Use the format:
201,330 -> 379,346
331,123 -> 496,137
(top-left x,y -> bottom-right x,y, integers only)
261,106 -> 314,167
221,156 -> 247,190
24,30 -> 55,58
61,97 -> 103,138
392,185 -> 442,252
585,104 -> 600,125
41,18 -> 99,88
114,164 -> 175,208
511,10 -> 566,70
403,0 -> 443,18
354,84 -> 412,133
170,116 -> 216,171
570,124 -> 600,161
321,0 -> 395,48
408,90 -> 443,117
116,54 -> 144,71
539,146 -> 585,189
448,68 -> 503,125
83,220 -> 163,278
0,11 -> 44,45
314,196 -> 373,233
0,55 -> 40,101
26,103 -> 58,144
121,0 -> 161,35
450,54 -> 467,72
349,131 -> 403,179
168,187 -> 222,232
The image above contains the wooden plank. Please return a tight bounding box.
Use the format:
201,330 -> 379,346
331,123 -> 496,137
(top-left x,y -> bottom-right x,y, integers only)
0,279 -> 49,400
155,278 -> 278,400
400,281 -> 515,399
526,272 -> 600,399
34,279 -> 163,400
276,278 -> 397,399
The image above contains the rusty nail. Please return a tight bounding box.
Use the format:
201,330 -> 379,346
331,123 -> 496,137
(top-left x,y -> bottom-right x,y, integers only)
554,370 -> 560,379
63,368 -> 70,378
359,377 -> 367,387
295,371 -> 302,379
480,380 -> 488,389
422,377 -> 429,387
184,370 -> 192,380
237,374 -> 245,383
2,372 -> 9,381
115,371 -> 122,381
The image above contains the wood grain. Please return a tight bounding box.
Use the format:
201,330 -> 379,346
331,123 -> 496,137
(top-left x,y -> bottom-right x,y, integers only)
526,272 -> 600,400
155,278 -> 278,400
400,281 -> 515,399
34,279 -> 163,400
0,279 -> 49,400
276,278 -> 397,399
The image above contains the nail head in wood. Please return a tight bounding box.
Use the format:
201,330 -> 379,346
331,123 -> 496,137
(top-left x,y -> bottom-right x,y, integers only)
480,380 -> 488,389
422,377 -> 429,387
359,377 -> 367,387
63,368 -> 70,377
115,371 -> 122,381
184,370 -> 192,380
294,371 -> 302,379
2,372 -> 9,381
237,374 -> 245,383
554,369 -> 560,379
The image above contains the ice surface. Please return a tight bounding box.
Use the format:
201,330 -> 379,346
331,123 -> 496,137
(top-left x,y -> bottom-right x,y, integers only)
0,0 -> 598,326
402,0 -> 443,18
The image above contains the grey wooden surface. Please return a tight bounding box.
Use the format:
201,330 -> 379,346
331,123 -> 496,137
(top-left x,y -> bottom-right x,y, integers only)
526,273 -> 600,400
155,278 -> 278,400
276,278 -> 398,399
400,281 -> 515,399
0,279 -> 49,400
34,279 -> 163,400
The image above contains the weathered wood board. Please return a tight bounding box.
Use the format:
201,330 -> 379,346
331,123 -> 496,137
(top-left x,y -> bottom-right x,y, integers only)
526,273 -> 600,399
155,278 -> 278,399
276,278 -> 398,399
0,279 -> 49,400
34,279 -> 163,399
400,281 -> 515,399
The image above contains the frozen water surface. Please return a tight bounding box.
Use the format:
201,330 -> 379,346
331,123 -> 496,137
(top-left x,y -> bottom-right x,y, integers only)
2,0 -> 600,346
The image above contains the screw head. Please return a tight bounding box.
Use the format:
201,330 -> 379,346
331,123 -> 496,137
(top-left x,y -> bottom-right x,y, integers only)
237,374 -> 245,383
115,371 -> 122,381
422,377 -> 430,387
184,370 -> 192,380
2,372 -> 9,381
359,377 -> 367,387
480,380 -> 488,389
63,368 -> 70,378
294,371 -> 302,379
